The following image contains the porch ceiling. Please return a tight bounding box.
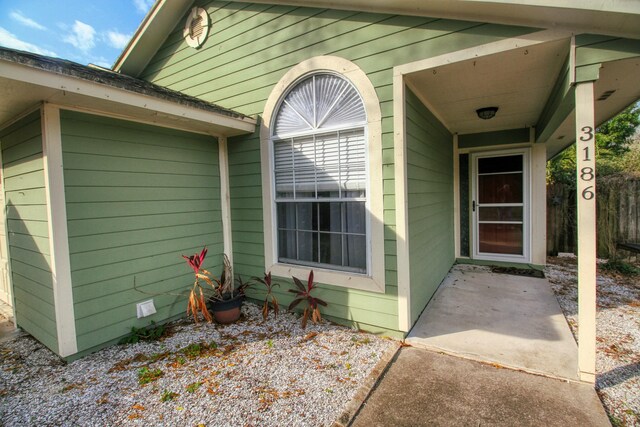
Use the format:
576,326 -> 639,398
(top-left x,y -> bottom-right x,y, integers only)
404,38 -> 570,136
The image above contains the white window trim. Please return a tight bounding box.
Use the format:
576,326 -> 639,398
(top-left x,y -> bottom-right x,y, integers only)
261,56 -> 384,293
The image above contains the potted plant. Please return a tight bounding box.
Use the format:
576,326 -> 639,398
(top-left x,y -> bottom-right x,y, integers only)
182,248 -> 249,324
207,255 -> 250,324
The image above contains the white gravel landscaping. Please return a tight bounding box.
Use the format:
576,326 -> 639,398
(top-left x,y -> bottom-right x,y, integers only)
546,254 -> 640,427
0,303 -> 397,426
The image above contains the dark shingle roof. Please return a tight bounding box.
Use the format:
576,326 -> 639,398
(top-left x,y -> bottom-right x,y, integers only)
0,46 -> 250,120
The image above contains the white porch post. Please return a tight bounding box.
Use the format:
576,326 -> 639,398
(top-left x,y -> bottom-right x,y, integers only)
575,82 -> 597,383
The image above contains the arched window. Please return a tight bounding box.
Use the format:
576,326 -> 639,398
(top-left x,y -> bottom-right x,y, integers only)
271,73 -> 368,273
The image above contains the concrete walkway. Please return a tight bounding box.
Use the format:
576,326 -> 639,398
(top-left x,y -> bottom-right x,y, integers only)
406,264 -> 579,380
351,347 -> 610,427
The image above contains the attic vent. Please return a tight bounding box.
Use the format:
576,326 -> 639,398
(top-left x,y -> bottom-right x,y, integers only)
597,90 -> 616,101
183,7 -> 210,49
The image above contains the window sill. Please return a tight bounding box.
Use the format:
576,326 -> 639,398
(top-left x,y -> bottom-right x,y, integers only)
269,262 -> 385,293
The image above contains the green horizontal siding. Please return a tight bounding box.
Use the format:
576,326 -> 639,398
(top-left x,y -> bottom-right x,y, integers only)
0,110 -> 58,353
141,2 -> 536,333
458,128 -> 530,148
60,111 -> 223,353
406,88 -> 455,323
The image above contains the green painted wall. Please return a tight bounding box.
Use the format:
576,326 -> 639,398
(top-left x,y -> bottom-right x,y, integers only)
0,111 -> 58,352
141,1 -> 536,333
458,128 -> 530,148
405,88 -> 455,323
59,111 -> 222,353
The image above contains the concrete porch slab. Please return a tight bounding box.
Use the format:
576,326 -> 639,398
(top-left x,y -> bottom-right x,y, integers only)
406,264 -> 579,381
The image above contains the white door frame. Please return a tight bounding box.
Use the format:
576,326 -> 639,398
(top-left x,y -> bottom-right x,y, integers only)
471,148 -> 531,263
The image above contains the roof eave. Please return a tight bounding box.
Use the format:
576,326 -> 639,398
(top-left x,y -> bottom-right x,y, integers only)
0,58 -> 256,136
113,0 -> 193,76
114,0 -> 640,79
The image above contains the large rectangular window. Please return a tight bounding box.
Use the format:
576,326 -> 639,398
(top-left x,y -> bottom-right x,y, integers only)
274,128 -> 367,273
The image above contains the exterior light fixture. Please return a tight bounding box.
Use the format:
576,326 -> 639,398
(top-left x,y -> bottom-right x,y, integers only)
476,106 -> 498,120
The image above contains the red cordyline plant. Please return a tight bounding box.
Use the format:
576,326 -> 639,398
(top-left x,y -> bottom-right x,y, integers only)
182,247 -> 219,323
252,272 -> 280,320
288,270 -> 327,329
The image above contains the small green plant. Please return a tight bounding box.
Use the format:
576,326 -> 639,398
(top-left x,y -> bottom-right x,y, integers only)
288,270 -> 327,329
266,339 -> 274,348
161,390 -> 178,402
253,272 -> 280,320
602,259 -> 639,276
119,321 -> 166,344
182,343 -> 204,359
186,382 -> 202,393
138,367 -> 163,385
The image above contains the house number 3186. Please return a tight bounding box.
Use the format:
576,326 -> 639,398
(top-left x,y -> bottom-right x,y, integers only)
579,126 -> 595,200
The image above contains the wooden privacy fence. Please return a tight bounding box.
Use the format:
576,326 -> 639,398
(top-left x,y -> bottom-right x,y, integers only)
547,176 -> 640,258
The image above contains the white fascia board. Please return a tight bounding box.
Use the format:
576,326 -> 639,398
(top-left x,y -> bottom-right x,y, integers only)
113,0 -> 193,76
246,0 -> 640,39
0,60 -> 256,135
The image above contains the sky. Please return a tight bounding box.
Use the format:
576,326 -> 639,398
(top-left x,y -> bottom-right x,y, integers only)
0,0 -> 154,68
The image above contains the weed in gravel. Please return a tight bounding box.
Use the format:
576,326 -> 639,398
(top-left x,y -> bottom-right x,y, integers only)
150,352 -> 169,362
601,260 -> 639,276
119,321 -> 168,344
186,382 -> 202,393
138,367 -> 163,385
182,342 -> 206,359
351,336 -> 371,346
266,339 -> 274,348
160,390 -> 178,402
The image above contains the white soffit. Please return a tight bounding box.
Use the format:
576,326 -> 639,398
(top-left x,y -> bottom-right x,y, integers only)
405,38 -> 569,135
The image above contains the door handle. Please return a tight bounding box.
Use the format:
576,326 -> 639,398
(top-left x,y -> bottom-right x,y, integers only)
472,200 -> 476,212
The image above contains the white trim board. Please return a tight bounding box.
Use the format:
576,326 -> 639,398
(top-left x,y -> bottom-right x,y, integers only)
392,29 -> 571,333
260,56 -> 385,293
218,136 -> 234,270
41,104 -> 78,357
